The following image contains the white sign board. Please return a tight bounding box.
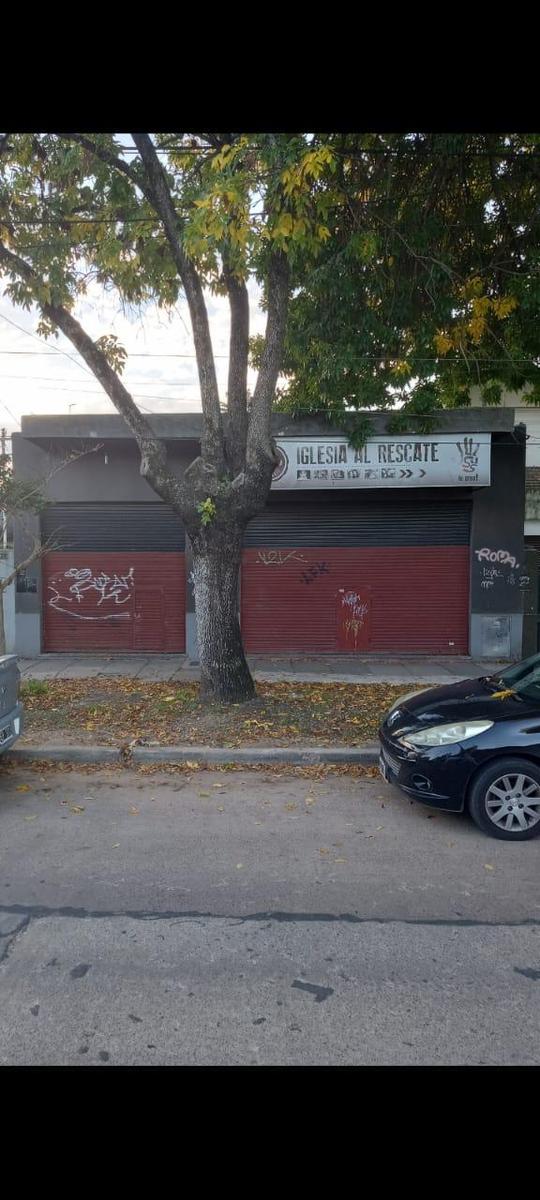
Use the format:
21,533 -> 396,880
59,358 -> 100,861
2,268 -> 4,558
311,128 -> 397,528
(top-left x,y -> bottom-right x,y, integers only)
271,433 -> 491,489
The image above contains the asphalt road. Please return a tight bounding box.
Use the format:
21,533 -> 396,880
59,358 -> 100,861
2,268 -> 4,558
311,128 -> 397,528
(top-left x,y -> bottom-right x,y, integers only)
1,765 -> 539,1066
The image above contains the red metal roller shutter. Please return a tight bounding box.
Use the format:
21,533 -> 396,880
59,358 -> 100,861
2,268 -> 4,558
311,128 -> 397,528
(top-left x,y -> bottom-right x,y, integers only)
43,552 -> 185,652
241,545 -> 469,654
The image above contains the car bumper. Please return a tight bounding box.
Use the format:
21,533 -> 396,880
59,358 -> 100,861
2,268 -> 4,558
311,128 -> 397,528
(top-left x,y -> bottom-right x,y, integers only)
0,702 -> 23,753
379,726 -> 474,812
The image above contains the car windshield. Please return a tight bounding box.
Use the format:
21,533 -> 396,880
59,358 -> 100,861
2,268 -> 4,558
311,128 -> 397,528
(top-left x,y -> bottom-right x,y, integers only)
492,652 -> 540,702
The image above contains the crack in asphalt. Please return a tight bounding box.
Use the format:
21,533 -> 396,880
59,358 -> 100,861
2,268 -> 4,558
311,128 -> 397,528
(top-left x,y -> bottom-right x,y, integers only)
0,915 -> 32,964
0,904 -> 539,929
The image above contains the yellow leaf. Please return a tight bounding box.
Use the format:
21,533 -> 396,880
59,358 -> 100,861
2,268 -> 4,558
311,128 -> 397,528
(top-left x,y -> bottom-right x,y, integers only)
16,784 -> 31,792
392,360 -> 412,377
471,296 -> 491,316
467,314 -> 487,343
69,805 -> 85,814
434,331 -> 454,356
186,760 -> 199,769
492,295 -> 518,318
484,864 -> 495,871
24,815 -> 37,821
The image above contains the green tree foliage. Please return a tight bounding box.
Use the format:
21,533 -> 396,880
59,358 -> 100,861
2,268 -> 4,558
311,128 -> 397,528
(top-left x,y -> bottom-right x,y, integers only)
255,133 -> 540,442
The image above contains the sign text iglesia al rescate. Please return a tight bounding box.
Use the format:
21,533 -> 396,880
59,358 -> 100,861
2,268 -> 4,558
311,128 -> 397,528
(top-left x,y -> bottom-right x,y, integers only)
271,435 -> 492,489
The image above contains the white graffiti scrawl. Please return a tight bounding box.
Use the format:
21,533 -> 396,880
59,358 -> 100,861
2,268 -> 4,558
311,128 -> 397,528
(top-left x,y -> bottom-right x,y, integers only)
340,590 -> 369,646
475,547 -> 520,570
48,567 -> 135,620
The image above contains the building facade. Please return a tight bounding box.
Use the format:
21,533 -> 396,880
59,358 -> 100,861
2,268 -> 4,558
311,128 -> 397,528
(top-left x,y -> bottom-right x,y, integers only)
12,409 -> 526,661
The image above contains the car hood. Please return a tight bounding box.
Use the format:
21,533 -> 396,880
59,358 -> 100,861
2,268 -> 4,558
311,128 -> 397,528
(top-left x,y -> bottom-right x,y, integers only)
384,676 -> 539,735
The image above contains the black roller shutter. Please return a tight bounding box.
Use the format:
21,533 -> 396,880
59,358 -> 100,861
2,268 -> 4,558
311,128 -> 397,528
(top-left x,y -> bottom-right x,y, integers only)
243,493 -> 471,547
42,503 -> 185,552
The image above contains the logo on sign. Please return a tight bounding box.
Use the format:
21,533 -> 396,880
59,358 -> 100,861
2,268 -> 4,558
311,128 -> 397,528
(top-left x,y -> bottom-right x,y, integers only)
272,446 -> 289,482
456,437 -> 480,473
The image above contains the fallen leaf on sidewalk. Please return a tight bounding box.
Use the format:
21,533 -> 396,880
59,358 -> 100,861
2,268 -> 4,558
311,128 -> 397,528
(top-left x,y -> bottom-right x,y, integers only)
69,805 -> 85,814
484,863 -> 495,871
198,791 -> 211,798
112,843 -> 120,848
16,785 -> 31,793
129,806 -> 139,815
24,815 -> 37,821
236,863 -> 243,869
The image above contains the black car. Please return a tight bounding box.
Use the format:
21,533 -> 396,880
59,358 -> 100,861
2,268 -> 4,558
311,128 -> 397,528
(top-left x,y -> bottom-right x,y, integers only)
379,652 -> 540,840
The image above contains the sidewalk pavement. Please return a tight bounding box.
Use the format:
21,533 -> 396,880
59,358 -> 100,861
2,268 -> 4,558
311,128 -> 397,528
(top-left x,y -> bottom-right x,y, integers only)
17,652 -> 511,686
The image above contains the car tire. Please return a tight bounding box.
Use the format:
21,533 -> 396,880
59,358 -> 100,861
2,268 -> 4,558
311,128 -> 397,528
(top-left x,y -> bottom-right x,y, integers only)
468,757 -> 540,840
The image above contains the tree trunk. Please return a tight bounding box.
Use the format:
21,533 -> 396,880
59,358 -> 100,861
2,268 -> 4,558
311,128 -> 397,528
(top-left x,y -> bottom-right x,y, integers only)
191,524 -> 255,703
0,586 -> 6,656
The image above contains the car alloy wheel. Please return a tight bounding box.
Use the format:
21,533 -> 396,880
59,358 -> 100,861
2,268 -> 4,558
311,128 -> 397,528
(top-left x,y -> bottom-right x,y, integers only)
485,772 -> 540,834
468,757 -> 540,840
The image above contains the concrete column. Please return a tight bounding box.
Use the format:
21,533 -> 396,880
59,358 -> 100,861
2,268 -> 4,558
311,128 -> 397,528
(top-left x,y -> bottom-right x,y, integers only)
469,426 -> 526,659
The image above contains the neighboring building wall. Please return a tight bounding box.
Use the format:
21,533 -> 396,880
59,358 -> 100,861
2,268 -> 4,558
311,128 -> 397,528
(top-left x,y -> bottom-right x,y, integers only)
471,388 -> 540,534
0,548 -> 16,653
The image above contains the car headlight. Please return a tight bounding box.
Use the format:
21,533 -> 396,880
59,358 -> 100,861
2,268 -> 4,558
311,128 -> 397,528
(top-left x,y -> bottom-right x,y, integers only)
398,720 -> 494,748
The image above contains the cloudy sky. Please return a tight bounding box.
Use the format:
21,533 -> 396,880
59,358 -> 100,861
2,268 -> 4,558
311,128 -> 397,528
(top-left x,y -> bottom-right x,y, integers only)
0,277 -> 267,439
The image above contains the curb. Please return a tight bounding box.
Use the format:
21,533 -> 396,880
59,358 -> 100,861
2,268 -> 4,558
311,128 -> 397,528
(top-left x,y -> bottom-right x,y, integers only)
8,743 -> 380,768
9,746 -> 121,765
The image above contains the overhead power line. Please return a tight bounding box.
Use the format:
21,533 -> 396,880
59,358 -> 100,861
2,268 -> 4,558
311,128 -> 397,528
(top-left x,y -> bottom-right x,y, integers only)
0,312 -> 96,380
0,349 -> 538,366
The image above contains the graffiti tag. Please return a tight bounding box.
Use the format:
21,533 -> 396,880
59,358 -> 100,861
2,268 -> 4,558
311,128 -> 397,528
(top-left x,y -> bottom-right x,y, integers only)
301,562 -> 330,585
48,566 -> 135,621
256,549 -> 307,566
475,548 -> 520,570
341,591 -> 369,623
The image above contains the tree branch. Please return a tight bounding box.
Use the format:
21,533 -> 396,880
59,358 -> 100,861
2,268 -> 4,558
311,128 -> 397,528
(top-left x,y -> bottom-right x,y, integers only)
246,251 -> 290,470
131,133 -> 224,471
61,134 -> 140,188
0,241 -> 189,513
223,262 -> 250,474
0,535 -> 53,593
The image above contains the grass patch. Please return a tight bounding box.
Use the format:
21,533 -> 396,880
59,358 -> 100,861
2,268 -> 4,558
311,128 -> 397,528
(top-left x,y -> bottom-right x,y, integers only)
20,679 -> 49,698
